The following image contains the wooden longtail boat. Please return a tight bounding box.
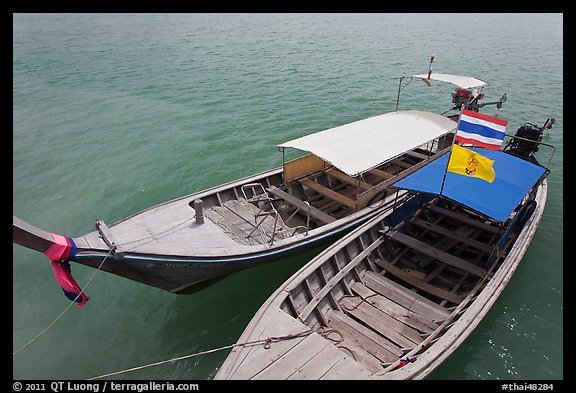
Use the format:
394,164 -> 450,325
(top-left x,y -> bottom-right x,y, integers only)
214,115 -> 555,379
13,110 -> 456,294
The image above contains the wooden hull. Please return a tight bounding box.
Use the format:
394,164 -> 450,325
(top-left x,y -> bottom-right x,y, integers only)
72,204 -> 389,294
214,179 -> 547,379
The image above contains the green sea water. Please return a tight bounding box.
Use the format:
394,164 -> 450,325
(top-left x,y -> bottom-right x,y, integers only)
13,13 -> 563,380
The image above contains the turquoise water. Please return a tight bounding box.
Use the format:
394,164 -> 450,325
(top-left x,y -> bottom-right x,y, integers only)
13,13 -> 563,380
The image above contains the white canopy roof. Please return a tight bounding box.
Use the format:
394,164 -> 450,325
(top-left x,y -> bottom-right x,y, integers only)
278,110 -> 457,177
411,73 -> 488,89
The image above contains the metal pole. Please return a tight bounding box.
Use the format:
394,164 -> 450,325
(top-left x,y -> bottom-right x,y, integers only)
438,110 -> 462,196
395,77 -> 404,111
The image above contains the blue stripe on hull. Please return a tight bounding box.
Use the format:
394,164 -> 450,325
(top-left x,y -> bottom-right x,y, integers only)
73,206 -> 387,292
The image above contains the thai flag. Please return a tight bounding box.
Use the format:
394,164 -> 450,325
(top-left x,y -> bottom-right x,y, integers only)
456,109 -> 508,150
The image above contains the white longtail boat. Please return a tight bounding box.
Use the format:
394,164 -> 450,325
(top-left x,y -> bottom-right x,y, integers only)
14,110 -> 456,294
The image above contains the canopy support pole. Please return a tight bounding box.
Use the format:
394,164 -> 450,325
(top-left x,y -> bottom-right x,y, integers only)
395,77 -> 404,111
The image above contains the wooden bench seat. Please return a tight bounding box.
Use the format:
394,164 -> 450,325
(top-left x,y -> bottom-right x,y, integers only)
387,229 -> 486,277
374,257 -> 465,305
429,204 -> 501,234
267,186 -> 336,225
324,168 -> 373,192
299,178 -> 356,210
367,168 -> 395,180
410,217 -> 494,253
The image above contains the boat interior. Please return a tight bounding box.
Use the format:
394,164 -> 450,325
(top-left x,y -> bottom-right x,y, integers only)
203,135 -> 452,247
276,194 -> 517,373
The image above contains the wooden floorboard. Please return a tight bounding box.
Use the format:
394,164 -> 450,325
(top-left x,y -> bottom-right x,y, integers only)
328,310 -> 400,362
225,309 -> 311,379
351,282 -> 437,333
323,319 -> 384,373
318,356 -> 372,380
285,346 -> 347,380
251,333 -> 331,380
340,297 -> 421,348
367,167 -> 395,180
330,311 -> 404,358
362,270 -> 449,321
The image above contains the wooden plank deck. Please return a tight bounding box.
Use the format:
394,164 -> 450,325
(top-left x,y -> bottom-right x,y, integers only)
252,333 -> 338,379
362,270 -> 450,321
219,307 -> 373,380
406,150 -> 429,160
351,282 -> 437,333
340,297 -> 421,348
107,199 -> 244,255
329,310 -> 403,357
390,158 -> 412,169
323,321 -> 384,373
318,356 -> 372,380
285,346 -> 352,380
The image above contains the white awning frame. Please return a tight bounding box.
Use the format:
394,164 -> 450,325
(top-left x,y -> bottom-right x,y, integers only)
278,110 -> 457,178
410,73 -> 489,89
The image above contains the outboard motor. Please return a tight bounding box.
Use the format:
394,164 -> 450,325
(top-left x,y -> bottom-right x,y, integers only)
451,87 -> 485,111
504,118 -> 555,164
448,88 -> 506,113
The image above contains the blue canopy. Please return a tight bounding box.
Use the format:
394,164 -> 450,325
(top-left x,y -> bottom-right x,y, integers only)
393,148 -> 547,222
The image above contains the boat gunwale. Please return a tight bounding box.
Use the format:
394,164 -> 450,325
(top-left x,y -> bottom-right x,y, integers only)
74,198 -> 396,264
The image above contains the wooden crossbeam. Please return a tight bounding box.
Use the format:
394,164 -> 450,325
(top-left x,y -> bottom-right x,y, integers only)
410,217 -> 494,253
374,258 -> 465,305
324,168 -> 373,192
387,230 -> 486,277
299,178 -> 356,210
267,186 -> 336,224
429,204 -> 500,234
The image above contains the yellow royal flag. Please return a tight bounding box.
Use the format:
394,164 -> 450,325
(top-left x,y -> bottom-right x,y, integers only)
447,144 -> 496,183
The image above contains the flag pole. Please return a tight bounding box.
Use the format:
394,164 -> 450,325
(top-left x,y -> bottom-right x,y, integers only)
439,106 -> 463,196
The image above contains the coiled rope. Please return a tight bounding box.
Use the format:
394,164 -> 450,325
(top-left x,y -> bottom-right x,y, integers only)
12,246 -> 115,356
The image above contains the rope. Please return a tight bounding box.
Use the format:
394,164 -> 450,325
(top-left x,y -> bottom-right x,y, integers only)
12,247 -> 115,356
87,328 -> 315,380
119,217 -> 194,251
341,293 -> 379,311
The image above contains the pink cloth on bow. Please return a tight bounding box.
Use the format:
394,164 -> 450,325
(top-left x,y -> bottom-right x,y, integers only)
44,233 -> 70,261
45,233 -> 89,307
